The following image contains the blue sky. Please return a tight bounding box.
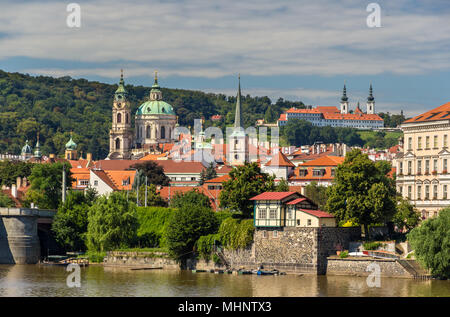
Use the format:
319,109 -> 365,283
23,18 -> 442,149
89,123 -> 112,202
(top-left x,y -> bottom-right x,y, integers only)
1,0 -> 450,117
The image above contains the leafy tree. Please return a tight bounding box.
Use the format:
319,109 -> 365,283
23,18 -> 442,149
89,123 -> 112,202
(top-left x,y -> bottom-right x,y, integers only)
165,205 -> 219,260
138,183 -> 168,207
393,198 -> 421,233
86,192 -> 138,252
408,209 -> 450,279
0,192 -> 14,207
275,179 -> 290,192
52,190 -> 91,251
325,149 -> 397,237
131,161 -> 170,188
304,181 -> 328,210
199,162 -> 217,185
136,206 -> 175,248
0,160 -> 34,186
219,162 -> 276,217
170,188 -> 211,209
23,161 -> 73,209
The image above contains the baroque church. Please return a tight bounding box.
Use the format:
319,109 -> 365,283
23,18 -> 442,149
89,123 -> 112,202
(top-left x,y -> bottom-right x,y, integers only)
108,71 -> 177,159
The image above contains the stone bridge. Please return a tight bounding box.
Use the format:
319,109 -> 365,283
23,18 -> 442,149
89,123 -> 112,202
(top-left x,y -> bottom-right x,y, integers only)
0,207 -> 56,264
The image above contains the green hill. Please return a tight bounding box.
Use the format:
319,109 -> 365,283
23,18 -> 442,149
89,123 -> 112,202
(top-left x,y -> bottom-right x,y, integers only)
0,70 -> 299,160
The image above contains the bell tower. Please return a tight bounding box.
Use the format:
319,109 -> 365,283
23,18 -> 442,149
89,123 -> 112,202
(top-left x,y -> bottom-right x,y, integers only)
340,84 -> 349,114
366,84 -> 375,114
108,69 -> 133,159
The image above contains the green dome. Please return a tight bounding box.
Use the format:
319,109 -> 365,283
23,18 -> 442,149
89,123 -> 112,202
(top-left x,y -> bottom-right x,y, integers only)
65,137 -> 77,150
136,100 -> 176,116
21,140 -> 32,155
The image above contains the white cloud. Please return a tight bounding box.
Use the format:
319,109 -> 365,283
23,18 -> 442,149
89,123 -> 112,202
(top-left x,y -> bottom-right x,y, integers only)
1,0 -> 450,78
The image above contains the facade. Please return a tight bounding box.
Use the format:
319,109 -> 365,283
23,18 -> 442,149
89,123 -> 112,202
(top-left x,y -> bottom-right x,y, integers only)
108,71 -> 176,159
261,149 -> 295,180
289,155 -> 345,186
396,102 -> 450,219
278,85 -> 383,129
250,191 -> 336,228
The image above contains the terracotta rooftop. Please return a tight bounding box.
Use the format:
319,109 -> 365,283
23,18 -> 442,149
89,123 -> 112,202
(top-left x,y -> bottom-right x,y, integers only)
403,102 -> 450,124
204,174 -> 231,183
298,155 -> 345,167
250,191 -> 298,201
299,209 -> 335,218
91,169 -> 118,190
264,150 -> 295,168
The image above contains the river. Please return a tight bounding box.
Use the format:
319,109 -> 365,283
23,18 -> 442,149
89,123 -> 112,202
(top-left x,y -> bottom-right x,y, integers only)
0,264 -> 448,297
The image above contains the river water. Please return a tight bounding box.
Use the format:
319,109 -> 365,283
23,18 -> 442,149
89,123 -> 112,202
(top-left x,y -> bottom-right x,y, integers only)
0,264 -> 448,297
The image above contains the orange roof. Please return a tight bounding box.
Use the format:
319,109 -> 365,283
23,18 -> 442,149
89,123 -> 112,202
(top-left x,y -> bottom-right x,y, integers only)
286,107 -> 321,114
105,170 -> 136,191
299,209 -> 335,218
91,169 -> 118,190
140,153 -> 167,160
204,174 -> 230,183
250,191 -> 298,201
278,113 -> 287,121
316,106 -> 340,113
322,112 -> 383,121
298,155 -> 344,167
403,102 -> 450,123
264,151 -> 295,167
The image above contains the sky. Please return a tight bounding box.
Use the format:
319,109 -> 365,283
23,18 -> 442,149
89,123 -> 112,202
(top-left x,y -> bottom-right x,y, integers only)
1,0 -> 450,117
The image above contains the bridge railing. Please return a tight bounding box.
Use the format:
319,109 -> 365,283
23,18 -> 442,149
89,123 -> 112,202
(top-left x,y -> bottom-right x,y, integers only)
0,207 -> 56,218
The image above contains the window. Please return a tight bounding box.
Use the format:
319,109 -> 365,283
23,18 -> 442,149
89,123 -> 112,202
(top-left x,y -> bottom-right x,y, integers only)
297,219 -> 300,226
94,180 -> 98,186
433,185 -> 438,199
444,185 -> 447,199
146,126 -> 151,139
408,186 -> 412,199
444,159 -> 448,172
313,169 -> 325,176
258,208 -> 267,219
408,137 -> 412,150
117,113 -> 122,123
445,135 -> 448,148
331,169 -> 336,177
122,179 -> 129,186
417,160 -> 422,174
399,162 -> 403,175
425,160 -> 430,174
273,231 -> 278,238
307,219 -> 312,226
417,185 -> 421,200
408,161 -> 412,175
434,135 -> 438,148
262,231 -> 267,238
269,209 -> 277,219
79,180 -> 89,186
418,137 -> 422,149
433,159 -> 438,173
287,207 -> 294,219
425,185 -> 430,200
426,136 -> 430,149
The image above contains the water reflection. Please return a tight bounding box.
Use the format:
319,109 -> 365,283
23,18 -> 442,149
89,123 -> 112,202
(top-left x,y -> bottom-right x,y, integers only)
0,265 -> 448,297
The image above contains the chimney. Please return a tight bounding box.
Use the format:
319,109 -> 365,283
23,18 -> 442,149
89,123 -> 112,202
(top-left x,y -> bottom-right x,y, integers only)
11,184 -> 17,198
86,153 -> 93,162
16,177 -> 22,189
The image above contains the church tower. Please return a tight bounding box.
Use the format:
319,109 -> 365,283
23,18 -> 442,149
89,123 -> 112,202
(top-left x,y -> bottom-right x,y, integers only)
366,84 -> 375,114
340,84 -> 349,114
229,75 -> 249,166
108,70 -> 133,159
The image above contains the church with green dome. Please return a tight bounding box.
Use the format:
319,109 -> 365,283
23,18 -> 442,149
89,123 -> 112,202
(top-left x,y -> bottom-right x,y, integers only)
107,70 -> 176,159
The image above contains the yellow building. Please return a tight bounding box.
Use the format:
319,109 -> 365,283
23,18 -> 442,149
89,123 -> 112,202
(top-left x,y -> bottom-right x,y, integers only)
396,102 -> 450,219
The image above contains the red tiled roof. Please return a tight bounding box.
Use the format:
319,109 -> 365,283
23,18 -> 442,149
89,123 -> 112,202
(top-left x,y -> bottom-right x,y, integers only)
204,174 -> 230,183
299,209 -> 335,218
322,112 -> 383,121
286,107 -> 321,114
286,198 -> 307,205
298,155 -> 344,167
403,102 -> 450,123
264,151 -> 295,167
91,169 -> 118,190
250,191 -> 298,201
278,113 -> 287,121
316,106 -> 340,113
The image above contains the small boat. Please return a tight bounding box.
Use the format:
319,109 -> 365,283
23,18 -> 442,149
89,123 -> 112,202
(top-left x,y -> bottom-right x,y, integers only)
237,270 -> 253,275
130,267 -> 163,271
256,269 -> 279,276
191,269 -> 207,273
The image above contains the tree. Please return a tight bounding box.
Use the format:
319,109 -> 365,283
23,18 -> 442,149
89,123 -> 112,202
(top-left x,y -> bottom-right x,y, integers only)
275,179 -> 290,192
0,160 -> 34,187
24,161 -> 73,210
325,149 -> 397,237
86,192 -> 138,252
304,181 -> 328,210
407,208 -> 450,279
219,162 -> 276,217
0,192 -> 14,207
165,204 -> 219,260
131,161 -> 170,188
393,198 -> 421,233
52,190 -> 91,251
138,183 -> 168,207
170,188 -> 211,209
199,162 -> 217,185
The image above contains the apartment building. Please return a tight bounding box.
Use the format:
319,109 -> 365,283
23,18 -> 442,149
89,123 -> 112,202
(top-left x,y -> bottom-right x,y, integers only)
396,102 -> 450,219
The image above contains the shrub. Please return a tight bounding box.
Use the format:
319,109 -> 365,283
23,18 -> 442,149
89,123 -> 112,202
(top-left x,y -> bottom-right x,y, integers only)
218,218 -> 255,250
195,233 -> 220,261
339,250 -> 349,258
363,241 -> 383,250
136,206 -> 175,248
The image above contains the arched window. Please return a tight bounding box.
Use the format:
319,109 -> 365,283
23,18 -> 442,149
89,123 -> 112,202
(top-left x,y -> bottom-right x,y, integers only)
161,126 -> 166,139
125,113 -> 129,124
117,113 -> 122,123
146,126 -> 151,139
115,138 -> 120,150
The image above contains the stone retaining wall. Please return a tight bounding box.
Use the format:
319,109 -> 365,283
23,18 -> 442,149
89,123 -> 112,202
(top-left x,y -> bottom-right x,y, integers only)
326,257 -> 413,278
104,251 -> 179,270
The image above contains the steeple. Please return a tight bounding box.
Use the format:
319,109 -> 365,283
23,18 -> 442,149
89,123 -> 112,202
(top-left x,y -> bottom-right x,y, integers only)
366,84 -> 375,114
33,133 -> 41,158
234,74 -> 242,128
150,70 -> 162,101
115,69 -> 127,100
340,84 -> 349,114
